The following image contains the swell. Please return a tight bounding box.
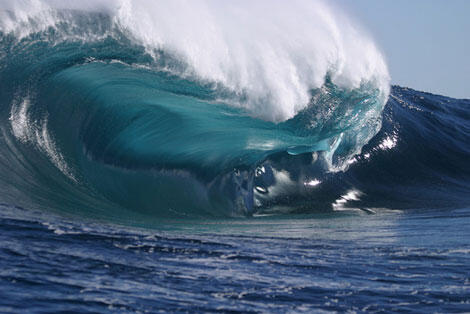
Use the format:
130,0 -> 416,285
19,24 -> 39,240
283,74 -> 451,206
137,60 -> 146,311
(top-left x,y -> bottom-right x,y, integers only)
253,87 -> 470,213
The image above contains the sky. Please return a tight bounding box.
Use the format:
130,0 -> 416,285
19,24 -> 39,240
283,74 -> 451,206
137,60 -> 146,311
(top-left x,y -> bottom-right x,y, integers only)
335,0 -> 470,99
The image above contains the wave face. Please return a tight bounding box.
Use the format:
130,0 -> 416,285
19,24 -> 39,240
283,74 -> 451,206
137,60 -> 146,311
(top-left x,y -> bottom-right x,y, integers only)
0,1 -> 468,221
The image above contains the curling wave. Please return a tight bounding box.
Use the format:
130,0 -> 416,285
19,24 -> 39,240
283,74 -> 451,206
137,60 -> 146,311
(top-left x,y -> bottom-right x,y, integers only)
0,1 -> 468,221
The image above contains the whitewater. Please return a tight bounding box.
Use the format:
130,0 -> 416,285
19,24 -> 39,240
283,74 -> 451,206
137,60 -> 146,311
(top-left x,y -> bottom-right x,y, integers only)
0,0 -> 469,312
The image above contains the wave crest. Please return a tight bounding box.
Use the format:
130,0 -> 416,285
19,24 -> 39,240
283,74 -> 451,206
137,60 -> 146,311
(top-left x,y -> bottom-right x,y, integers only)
1,0 -> 389,121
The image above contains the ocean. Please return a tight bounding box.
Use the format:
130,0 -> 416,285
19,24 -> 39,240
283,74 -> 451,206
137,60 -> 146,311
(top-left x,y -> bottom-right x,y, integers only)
0,1 -> 469,312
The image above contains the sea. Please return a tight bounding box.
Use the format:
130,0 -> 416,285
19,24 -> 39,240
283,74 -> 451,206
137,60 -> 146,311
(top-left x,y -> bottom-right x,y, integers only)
0,1 -> 469,312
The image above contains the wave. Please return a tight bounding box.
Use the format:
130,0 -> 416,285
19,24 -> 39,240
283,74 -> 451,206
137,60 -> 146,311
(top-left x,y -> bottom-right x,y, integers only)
0,1 -> 468,221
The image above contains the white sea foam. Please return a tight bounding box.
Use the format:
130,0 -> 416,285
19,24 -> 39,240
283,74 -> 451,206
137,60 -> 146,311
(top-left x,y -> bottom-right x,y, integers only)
0,0 -> 390,122
9,97 -> 76,181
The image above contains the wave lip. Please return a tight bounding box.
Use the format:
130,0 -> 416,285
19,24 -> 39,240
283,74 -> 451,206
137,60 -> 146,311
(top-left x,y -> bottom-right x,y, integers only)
0,0 -> 390,121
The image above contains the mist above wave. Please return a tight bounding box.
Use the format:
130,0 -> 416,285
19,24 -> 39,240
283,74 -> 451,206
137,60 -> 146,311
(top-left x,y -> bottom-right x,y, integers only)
0,0 -> 389,122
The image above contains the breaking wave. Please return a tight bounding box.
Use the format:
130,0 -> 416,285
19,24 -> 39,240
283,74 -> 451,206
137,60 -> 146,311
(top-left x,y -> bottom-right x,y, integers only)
0,0 -> 467,222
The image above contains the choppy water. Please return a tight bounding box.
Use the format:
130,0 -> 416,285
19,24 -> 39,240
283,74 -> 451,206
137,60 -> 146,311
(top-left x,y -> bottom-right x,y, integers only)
1,205 -> 470,312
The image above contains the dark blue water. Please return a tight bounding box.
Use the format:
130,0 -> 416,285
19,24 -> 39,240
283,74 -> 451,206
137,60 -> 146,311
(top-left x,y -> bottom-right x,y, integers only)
1,3 -> 470,312
1,205 -> 470,312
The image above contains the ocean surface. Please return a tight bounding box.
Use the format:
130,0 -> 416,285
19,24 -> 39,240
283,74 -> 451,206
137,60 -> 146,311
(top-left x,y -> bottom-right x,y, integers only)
0,1 -> 469,312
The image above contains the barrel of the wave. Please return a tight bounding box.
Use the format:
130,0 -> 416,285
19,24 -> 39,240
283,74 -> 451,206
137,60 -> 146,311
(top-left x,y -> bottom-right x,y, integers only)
0,0 -> 394,220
